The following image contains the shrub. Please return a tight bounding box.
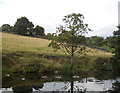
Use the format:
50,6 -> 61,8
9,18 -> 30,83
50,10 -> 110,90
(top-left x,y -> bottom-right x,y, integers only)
95,57 -> 112,71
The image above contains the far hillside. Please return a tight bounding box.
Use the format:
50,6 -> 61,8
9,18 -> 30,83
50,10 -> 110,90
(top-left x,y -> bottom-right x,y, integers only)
2,32 -> 113,73
2,32 -> 112,57
2,32 -> 56,55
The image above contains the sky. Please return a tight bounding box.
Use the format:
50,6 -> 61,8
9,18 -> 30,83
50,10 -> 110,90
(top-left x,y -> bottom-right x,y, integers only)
0,0 -> 120,37
119,1 -> 120,24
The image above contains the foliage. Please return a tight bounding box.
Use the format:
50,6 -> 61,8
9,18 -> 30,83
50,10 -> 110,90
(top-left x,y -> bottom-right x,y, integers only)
110,58 -> 120,72
62,62 -> 72,72
95,57 -> 112,71
113,25 -> 120,59
24,64 -> 44,72
1,17 -> 46,38
1,24 -> 13,32
87,36 -> 104,47
105,36 -> 117,49
107,25 -> 120,72
49,13 -> 91,57
34,25 -> 45,36
45,33 -> 53,40
13,17 -> 34,35
86,36 -> 116,53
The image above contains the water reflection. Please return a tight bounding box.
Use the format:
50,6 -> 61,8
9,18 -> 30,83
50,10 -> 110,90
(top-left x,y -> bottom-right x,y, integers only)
12,86 -> 32,93
2,72 -> 120,93
108,82 -> 120,93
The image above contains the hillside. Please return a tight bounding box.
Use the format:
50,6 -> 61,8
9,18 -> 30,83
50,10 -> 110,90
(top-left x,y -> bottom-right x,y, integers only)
2,32 -> 112,57
2,32 -> 59,55
2,32 -> 113,73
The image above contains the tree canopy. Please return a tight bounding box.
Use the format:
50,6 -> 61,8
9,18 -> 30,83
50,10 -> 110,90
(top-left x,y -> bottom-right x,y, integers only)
49,13 -> 91,57
1,24 -> 13,32
13,17 -> 34,35
113,25 -> 120,59
34,25 -> 45,36
87,36 -> 104,47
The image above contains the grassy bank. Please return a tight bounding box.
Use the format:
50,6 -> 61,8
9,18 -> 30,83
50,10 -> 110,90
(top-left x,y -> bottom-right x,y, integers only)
2,32 -> 113,74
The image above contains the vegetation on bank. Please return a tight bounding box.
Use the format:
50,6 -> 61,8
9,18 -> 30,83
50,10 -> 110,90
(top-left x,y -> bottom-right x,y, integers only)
2,32 -> 112,74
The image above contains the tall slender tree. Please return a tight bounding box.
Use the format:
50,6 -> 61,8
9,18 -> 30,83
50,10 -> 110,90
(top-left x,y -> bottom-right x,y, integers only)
49,13 -> 91,57
49,13 -> 91,93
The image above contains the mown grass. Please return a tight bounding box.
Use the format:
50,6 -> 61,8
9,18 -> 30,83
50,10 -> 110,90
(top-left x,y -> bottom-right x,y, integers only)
2,32 -> 113,73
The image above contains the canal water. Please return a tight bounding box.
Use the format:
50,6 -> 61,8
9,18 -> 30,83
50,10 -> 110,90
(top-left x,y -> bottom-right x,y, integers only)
1,71 -> 120,93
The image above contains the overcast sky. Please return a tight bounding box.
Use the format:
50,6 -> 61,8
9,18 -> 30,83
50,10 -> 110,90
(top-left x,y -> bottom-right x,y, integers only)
0,0 -> 120,37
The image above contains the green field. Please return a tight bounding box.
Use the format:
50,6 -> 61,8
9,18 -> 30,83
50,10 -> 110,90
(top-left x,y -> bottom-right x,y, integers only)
2,32 -> 113,73
2,32 -> 112,56
2,32 -> 58,55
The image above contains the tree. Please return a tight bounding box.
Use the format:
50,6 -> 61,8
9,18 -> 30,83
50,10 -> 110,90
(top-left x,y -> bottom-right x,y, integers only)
45,33 -> 53,40
49,13 -> 91,93
34,25 -> 45,36
109,25 -> 120,72
113,25 -> 120,59
1,24 -> 13,32
13,17 -> 34,36
88,36 -> 104,47
105,36 -> 117,49
49,13 -> 91,57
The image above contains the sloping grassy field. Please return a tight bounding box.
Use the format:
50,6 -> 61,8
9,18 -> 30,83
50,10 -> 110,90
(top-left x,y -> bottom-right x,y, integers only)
2,32 -> 113,73
2,32 -> 56,55
2,32 -> 112,57
2,32 -> 65,73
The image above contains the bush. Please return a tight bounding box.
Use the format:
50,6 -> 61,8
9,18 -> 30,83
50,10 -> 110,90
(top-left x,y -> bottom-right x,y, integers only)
95,57 -> 112,71
62,62 -> 72,73
110,58 -> 120,72
24,64 -> 45,73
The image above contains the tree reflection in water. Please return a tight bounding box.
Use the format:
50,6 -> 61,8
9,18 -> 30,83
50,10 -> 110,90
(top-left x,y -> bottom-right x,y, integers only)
12,83 -> 85,93
108,82 -> 120,93
2,72 -> 120,93
5,79 -> 120,93
12,86 -> 33,93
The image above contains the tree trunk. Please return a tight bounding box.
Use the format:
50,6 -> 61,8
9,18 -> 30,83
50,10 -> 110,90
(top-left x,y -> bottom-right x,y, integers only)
71,81 -> 74,93
70,46 -> 74,93
71,46 -> 74,57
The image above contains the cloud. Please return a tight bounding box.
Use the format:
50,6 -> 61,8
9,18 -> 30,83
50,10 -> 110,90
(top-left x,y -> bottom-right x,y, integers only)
0,0 -> 120,37
86,24 -> 118,37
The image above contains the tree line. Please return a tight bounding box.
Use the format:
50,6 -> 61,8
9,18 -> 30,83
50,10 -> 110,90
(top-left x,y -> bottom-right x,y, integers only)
1,17 -> 46,37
